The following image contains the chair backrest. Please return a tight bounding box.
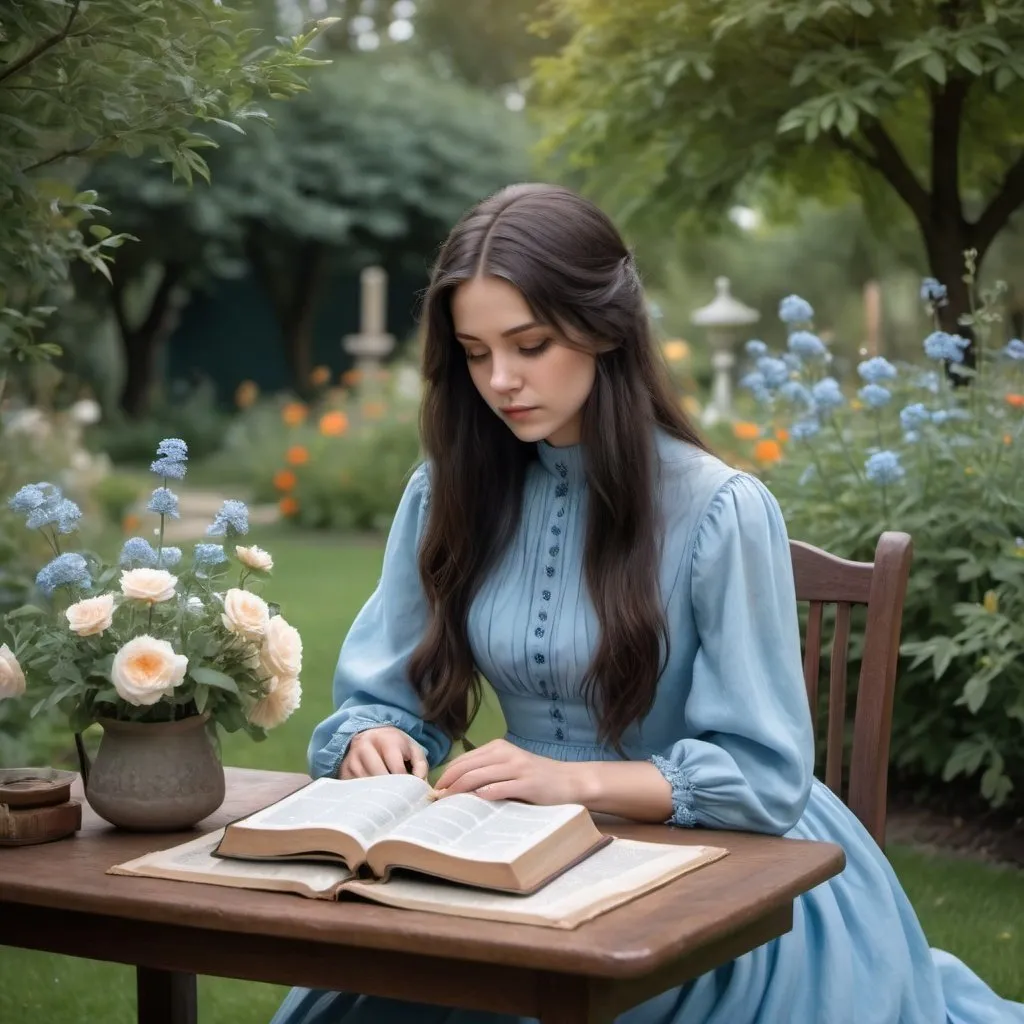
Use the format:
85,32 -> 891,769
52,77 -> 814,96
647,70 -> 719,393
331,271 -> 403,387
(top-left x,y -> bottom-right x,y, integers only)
789,531 -> 913,847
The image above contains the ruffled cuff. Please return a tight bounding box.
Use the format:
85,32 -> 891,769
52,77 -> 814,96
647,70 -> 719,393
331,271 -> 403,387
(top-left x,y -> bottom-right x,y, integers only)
650,754 -> 699,828
310,714 -> 426,780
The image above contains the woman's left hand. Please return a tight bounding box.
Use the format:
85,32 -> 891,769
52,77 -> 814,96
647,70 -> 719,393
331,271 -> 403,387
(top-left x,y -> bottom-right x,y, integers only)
433,739 -> 583,805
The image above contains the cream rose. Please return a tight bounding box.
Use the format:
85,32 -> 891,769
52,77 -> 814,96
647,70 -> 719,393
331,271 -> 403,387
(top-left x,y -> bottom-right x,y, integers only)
120,567 -> 177,604
236,545 -> 273,572
221,587 -> 270,638
0,644 -> 26,700
111,635 -> 188,706
260,615 -> 302,679
65,593 -> 116,637
247,674 -> 301,729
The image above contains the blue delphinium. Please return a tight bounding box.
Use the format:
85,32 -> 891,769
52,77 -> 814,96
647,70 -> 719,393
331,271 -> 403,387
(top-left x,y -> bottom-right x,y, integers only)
158,546 -> 182,568
858,383 -> 892,409
1003,339 -> 1024,361
36,552 -> 91,597
857,357 -> 897,384
740,370 -> 770,403
920,277 -> 948,307
150,437 -> 189,480
9,483 -> 48,515
779,295 -> 814,325
779,380 -> 815,409
900,404 -> 931,433
745,339 -> 768,357
791,418 -> 821,440
207,499 -> 249,538
923,331 -> 970,364
194,543 -> 227,566
788,331 -> 827,360
865,451 -> 905,485
757,356 -> 790,389
147,487 -> 180,519
811,377 -> 844,410
120,537 -> 158,568
9,482 -> 81,535
931,408 -> 970,425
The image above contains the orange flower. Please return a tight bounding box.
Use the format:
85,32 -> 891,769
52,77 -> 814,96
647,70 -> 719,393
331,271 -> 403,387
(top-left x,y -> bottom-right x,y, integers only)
282,402 -> 307,426
286,445 -> 309,466
662,340 -> 690,363
310,365 -> 331,387
1004,433 -> 1013,446
1007,393 -> 1024,409
362,401 -> 386,420
122,513 -> 141,534
732,421 -> 760,441
279,496 -> 299,517
775,428 -> 790,443
319,411 -> 349,437
273,469 -> 297,492
753,439 -> 783,464
342,368 -> 363,387
235,380 -> 259,409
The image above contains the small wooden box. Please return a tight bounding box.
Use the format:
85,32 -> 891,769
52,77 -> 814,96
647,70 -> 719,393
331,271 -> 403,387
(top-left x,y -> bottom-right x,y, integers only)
0,798 -> 83,846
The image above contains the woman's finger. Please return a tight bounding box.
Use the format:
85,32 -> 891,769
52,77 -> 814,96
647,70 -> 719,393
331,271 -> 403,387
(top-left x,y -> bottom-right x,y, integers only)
404,740 -> 429,779
440,762 -> 518,796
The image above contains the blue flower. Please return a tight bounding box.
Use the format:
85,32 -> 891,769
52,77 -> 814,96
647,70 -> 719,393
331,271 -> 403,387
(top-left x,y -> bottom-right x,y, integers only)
858,384 -> 892,409
865,450 -> 905,486
156,438 -> 188,461
147,487 -> 180,519
791,418 -> 821,440
900,403 -> 931,432
798,465 -> 817,487
914,370 -> 941,394
931,408 -> 970,425
9,483 -> 48,515
54,499 -> 82,534
811,377 -> 844,410
779,381 -> 815,409
1002,339 -> 1024,361
740,371 -> 770,403
193,543 -> 227,566
782,353 -> 803,372
779,295 -> 814,324
207,499 -> 249,538
788,331 -> 827,360
745,339 -> 768,357
923,331 -> 970,363
920,278 -> 948,307
158,546 -> 182,568
151,456 -> 188,480
25,494 -> 82,533
857,357 -> 897,384
120,537 -> 158,567
36,552 -> 91,597
756,356 -> 790,389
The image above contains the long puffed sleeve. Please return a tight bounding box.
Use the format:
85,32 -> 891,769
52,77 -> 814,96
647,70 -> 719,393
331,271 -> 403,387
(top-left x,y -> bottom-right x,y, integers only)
651,473 -> 815,834
307,463 -> 452,779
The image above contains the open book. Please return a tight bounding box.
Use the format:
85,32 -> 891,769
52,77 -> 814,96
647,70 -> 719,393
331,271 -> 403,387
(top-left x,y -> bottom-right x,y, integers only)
212,775 -> 613,894
108,827 -> 729,929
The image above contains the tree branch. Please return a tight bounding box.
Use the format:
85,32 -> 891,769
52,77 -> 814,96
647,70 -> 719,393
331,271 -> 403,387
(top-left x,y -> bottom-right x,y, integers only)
21,140 -> 97,174
972,149 -> 1024,258
930,77 -> 969,223
860,121 -> 931,227
0,0 -> 83,85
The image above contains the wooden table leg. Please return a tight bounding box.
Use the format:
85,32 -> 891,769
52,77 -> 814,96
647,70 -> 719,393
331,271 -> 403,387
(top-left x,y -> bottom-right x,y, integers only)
137,967 -> 198,1024
537,975 -> 611,1024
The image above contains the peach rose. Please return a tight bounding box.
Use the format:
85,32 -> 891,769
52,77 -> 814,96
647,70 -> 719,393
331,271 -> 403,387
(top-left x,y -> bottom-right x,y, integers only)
0,644 -> 26,700
221,587 -> 270,638
120,567 -> 176,604
236,545 -> 273,572
247,674 -> 301,729
65,593 -> 115,637
260,615 -> 302,679
111,635 -> 188,706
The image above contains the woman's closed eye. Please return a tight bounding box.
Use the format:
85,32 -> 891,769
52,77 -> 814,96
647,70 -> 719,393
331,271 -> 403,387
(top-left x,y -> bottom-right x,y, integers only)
466,338 -> 553,363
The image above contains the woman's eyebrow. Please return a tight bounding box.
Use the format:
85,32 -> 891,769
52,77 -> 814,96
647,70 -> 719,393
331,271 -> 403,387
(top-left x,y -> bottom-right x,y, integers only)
455,321 -> 543,342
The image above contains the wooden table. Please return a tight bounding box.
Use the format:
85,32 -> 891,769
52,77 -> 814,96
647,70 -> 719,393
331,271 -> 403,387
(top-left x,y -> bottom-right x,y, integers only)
0,767 -> 845,1024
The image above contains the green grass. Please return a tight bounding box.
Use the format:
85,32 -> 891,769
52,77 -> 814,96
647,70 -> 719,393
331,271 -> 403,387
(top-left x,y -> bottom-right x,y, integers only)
1,530 -> 1021,1022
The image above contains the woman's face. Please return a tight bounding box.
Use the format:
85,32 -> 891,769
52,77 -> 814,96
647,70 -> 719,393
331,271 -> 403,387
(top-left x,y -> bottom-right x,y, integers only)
450,275 -> 596,448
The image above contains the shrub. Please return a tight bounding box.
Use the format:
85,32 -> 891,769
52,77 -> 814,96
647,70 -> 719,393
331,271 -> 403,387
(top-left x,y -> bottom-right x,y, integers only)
736,263 -> 1024,810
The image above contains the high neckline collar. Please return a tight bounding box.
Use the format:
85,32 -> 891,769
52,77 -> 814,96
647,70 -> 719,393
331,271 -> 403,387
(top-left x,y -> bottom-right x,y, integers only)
536,439 -> 586,486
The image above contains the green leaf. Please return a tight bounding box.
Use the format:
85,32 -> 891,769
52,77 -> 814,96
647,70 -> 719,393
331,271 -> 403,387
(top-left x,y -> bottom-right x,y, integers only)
923,52 -> 947,84
194,684 -> 210,715
5,605 -> 45,620
959,675 -> 990,714
954,46 -> 984,77
189,666 -> 239,693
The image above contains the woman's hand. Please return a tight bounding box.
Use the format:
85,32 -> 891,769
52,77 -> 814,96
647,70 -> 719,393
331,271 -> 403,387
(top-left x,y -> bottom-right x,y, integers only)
339,726 -> 428,779
433,739 -> 583,805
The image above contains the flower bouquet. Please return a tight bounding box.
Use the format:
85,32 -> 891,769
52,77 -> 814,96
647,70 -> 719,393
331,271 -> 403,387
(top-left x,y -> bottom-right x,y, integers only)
0,438 -> 303,830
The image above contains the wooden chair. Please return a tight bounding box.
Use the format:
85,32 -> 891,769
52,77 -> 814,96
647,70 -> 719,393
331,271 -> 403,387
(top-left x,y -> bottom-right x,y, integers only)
790,531 -> 913,848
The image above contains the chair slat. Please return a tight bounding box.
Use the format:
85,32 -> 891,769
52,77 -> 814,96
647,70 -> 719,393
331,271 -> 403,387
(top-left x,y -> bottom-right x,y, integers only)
802,602 -> 823,738
824,602 -> 852,796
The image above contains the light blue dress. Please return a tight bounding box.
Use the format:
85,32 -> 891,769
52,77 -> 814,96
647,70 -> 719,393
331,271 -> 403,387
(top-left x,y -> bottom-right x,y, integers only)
272,431 -> 1024,1024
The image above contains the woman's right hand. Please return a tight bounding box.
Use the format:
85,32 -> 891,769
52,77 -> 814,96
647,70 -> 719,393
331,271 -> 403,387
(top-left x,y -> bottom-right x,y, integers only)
339,726 -> 429,779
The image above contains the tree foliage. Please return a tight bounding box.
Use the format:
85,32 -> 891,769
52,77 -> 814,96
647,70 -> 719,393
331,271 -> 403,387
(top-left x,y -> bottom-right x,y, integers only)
533,0 -> 1024,350
0,0 -> 331,394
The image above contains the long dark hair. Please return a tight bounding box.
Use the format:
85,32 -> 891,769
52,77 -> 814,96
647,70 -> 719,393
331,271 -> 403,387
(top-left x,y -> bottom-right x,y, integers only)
408,183 -> 709,750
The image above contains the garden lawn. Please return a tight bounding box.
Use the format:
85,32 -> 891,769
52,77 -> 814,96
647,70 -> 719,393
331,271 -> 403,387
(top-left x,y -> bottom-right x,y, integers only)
1,530 -> 1021,1023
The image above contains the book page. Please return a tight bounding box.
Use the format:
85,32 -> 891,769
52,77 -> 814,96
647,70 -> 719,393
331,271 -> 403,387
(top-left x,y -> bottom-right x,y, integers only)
238,775 -> 434,847
109,829 -> 354,896
346,839 -> 727,928
384,795 -> 584,861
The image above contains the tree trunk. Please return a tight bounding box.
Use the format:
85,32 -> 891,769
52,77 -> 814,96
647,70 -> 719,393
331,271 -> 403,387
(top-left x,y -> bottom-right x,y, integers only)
923,213 -> 980,380
115,263 -> 187,418
283,241 -> 327,395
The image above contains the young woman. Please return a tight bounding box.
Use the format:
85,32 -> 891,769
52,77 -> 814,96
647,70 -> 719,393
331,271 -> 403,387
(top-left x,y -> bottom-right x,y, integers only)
271,184 -> 1023,1024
